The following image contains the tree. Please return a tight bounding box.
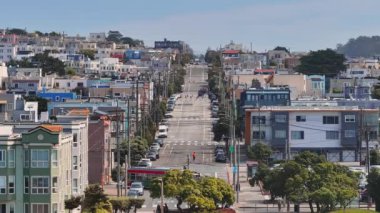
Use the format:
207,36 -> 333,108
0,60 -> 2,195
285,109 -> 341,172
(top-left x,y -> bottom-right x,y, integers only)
65,196 -> 82,213
336,36 -> 380,58
198,177 -> 235,208
251,79 -> 261,89
149,169 -> 197,211
247,143 -> 272,162
370,149 -> 380,165
23,96 -> 48,115
107,31 -> 123,43
66,67 -> 76,76
367,168 -> 380,212
205,49 -> 221,66
296,49 -> 346,78
80,49 -> 96,60
274,46 -> 290,54
111,166 -> 125,183
82,184 -> 111,213
6,28 -> 27,35
32,52 -> 66,76
129,198 -> 145,213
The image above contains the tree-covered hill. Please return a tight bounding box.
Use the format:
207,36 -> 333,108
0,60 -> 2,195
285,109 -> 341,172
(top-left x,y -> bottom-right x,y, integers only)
336,36 -> 380,58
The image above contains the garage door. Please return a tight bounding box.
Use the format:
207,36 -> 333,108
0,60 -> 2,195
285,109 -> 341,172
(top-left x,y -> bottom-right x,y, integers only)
327,152 -> 340,162
342,150 -> 355,162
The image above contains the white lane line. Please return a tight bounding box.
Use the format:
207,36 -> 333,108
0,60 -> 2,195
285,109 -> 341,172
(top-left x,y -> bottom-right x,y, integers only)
169,146 -> 173,155
162,144 -> 168,154
202,150 -> 205,163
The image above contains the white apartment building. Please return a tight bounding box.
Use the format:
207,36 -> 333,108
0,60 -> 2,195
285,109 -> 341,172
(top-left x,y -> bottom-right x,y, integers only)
245,106 -> 379,162
88,32 -> 107,42
0,43 -> 17,62
56,112 -> 89,196
54,78 -> 87,90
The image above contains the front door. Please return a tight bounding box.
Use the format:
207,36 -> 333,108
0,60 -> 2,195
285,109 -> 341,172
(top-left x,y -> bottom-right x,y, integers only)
0,204 -> 6,213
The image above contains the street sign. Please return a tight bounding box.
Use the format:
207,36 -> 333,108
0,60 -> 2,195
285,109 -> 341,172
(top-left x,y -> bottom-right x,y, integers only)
229,145 -> 234,152
232,166 -> 237,173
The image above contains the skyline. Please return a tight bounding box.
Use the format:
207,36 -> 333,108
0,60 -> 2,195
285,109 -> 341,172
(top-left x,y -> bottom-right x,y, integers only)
2,0 -> 380,54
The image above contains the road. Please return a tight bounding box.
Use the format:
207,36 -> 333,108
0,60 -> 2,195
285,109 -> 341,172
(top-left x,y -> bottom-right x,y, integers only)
140,64 -> 229,211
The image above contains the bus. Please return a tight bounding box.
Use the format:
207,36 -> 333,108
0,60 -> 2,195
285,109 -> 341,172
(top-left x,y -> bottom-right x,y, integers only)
127,167 -> 170,189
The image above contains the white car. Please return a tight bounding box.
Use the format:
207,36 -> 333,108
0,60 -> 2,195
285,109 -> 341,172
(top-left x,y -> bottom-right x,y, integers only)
138,158 -> 152,167
130,182 -> 144,196
150,143 -> 160,151
158,125 -> 168,138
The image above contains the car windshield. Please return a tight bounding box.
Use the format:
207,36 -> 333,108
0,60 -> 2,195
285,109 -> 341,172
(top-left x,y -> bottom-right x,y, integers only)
131,183 -> 142,188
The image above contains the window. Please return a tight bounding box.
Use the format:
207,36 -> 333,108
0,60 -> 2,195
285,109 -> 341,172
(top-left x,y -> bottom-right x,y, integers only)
55,96 -> 60,101
52,177 -> 58,193
326,131 -> 339,140
32,204 -> 49,213
9,203 -> 14,213
24,150 -> 29,168
8,149 -> 15,168
323,116 -> 339,124
0,176 -> 5,194
8,176 -> 14,194
67,82 -> 70,87
369,131 -> 377,140
0,150 -> 6,167
344,115 -> 355,122
344,130 -> 356,138
291,131 -> 304,139
28,83 -> 34,87
73,133 -> 78,147
20,114 -> 31,121
296,115 -> 306,122
24,176 -> 29,194
252,131 -> 265,140
275,114 -> 287,123
252,116 -> 266,124
25,204 -> 30,213
275,130 -> 286,138
52,203 -> 58,213
31,177 -> 49,194
31,150 -> 49,168
73,156 -> 78,170
73,178 -> 78,193
51,150 -> 58,167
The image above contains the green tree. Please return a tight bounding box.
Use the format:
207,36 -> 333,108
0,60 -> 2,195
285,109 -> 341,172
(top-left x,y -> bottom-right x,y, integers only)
111,166 -> 125,183
247,143 -> 272,162
80,49 -> 96,60
205,49 -> 221,66
6,28 -> 27,35
149,169 -> 197,211
107,31 -> 123,43
296,49 -> 346,77
66,67 -> 76,76
129,198 -> 145,213
251,79 -> 261,88
33,52 -> 66,76
336,36 -> 380,58
198,176 -> 234,208
370,149 -> 380,165
367,168 -> 380,212
274,46 -> 290,54
23,96 -> 48,115
64,196 -> 82,213
82,184 -> 111,213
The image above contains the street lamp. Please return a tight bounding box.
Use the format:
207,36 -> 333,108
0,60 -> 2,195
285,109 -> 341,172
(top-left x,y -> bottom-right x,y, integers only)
158,178 -> 164,213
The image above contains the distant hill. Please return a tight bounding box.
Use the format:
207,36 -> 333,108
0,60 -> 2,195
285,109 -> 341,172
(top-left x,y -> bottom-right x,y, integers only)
336,36 -> 380,58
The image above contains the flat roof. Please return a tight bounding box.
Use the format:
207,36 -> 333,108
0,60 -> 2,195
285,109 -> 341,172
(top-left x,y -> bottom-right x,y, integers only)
245,106 -> 379,112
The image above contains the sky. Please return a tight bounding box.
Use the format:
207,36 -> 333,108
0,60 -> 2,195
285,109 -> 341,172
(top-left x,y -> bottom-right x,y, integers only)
2,0 -> 380,54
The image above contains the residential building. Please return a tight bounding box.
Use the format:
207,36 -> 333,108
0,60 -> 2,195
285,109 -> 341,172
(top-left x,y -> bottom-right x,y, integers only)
37,90 -> 78,102
88,33 -> 107,42
0,94 -> 38,122
240,87 -> 291,109
244,106 -> 379,162
0,43 -> 17,62
0,63 -> 7,90
88,116 -> 111,185
0,124 -> 72,213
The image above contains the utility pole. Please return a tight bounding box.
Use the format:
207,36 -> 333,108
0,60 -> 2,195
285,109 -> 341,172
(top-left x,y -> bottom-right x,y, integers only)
124,154 -> 128,196
366,127 -> 370,174
135,79 -> 139,136
116,99 -> 121,197
127,97 -> 131,168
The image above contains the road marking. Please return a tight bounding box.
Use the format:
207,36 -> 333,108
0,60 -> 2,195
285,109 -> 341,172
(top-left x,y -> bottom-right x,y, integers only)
202,150 -> 205,163
162,144 -> 168,154
169,146 -> 173,155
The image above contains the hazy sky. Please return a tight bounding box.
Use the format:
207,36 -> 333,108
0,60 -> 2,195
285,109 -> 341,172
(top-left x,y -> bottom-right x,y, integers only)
2,0 -> 380,54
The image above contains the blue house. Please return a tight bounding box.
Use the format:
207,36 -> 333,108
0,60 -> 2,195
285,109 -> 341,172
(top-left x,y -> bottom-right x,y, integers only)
37,90 -> 77,102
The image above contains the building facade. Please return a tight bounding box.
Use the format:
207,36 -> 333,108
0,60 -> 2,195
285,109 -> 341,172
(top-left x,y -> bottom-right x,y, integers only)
244,106 -> 379,162
0,125 -> 72,213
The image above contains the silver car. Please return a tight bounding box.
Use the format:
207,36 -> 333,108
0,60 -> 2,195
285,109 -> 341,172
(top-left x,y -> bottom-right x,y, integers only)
130,182 -> 144,196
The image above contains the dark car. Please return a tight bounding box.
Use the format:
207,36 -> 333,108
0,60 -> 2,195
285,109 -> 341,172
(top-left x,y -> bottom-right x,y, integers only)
215,153 -> 227,163
147,152 -> 157,161
154,138 -> 164,147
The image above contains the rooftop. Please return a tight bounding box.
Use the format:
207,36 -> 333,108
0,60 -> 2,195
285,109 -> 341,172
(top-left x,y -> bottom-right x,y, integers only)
245,106 -> 379,112
39,124 -> 63,132
67,108 -> 91,116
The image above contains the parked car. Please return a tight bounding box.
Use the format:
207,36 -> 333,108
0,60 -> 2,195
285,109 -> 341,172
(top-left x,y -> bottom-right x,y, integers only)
165,113 -> 173,118
215,153 -> 227,163
130,182 -> 144,196
138,158 -> 152,167
148,149 -> 160,159
147,152 -> 157,161
215,149 -> 225,157
127,189 -> 139,198
150,143 -> 160,152
154,138 -> 164,147
157,125 -> 168,138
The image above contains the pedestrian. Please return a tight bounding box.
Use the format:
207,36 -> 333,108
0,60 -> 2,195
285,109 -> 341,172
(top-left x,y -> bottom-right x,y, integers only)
164,203 -> 169,213
192,151 -> 196,161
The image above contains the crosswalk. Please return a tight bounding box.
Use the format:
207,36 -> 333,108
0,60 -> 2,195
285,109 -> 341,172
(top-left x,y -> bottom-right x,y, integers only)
164,140 -> 219,146
169,117 -> 216,121
142,199 -> 189,209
